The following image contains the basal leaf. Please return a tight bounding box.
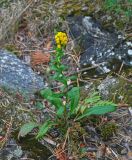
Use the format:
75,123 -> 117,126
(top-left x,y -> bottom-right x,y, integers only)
40,88 -> 64,109
40,89 -> 52,99
54,77 -> 67,85
68,75 -> 77,80
47,96 -> 63,109
76,105 -> 117,121
36,120 -> 54,139
57,106 -> 65,116
53,92 -> 64,98
85,92 -> 100,105
18,122 -> 38,138
67,87 -> 80,114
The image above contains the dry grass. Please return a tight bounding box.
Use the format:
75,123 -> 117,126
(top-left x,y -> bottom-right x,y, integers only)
0,0 -> 35,42
0,0 -> 69,48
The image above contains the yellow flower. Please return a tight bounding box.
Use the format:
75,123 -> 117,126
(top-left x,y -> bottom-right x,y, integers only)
55,32 -> 68,48
57,44 -> 61,49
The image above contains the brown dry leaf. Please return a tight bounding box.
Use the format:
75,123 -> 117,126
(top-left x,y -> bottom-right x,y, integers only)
87,152 -> 96,160
31,51 -> 50,66
54,146 -> 69,160
118,103 -> 129,108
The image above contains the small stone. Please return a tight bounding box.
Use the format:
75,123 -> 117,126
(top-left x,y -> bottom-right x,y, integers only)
120,148 -> 128,155
49,128 -> 60,138
126,42 -> 132,47
98,77 -> 118,99
86,147 -> 98,152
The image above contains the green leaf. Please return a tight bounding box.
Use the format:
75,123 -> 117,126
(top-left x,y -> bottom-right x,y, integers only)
59,65 -> 68,71
41,88 -> 64,99
51,64 -> 68,72
80,105 -> 87,114
57,106 -> 65,116
68,75 -> 77,81
67,87 -> 80,114
95,100 -> 116,106
47,96 -> 63,109
40,88 -> 64,110
18,122 -> 38,138
40,89 -> 52,99
36,120 -> 54,139
76,105 -> 117,121
85,92 -> 100,105
50,64 -> 59,71
53,92 -> 65,98
54,76 -> 67,85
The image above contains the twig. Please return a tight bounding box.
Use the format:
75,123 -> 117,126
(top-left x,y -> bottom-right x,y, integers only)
118,62 -> 124,74
62,128 -> 70,150
109,148 -> 120,160
68,63 -> 106,76
114,72 -> 132,83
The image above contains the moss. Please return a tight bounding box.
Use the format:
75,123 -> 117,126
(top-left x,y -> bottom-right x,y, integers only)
69,122 -> 87,158
115,20 -> 126,30
115,77 -> 132,106
56,0 -> 131,31
100,122 -> 118,140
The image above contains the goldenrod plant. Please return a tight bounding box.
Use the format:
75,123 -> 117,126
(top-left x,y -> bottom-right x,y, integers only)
55,32 -> 68,48
19,32 -> 117,140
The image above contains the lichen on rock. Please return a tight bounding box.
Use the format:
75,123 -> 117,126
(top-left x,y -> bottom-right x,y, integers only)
0,49 -> 45,99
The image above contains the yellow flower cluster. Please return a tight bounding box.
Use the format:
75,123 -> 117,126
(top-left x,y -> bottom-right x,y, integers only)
55,32 -> 68,48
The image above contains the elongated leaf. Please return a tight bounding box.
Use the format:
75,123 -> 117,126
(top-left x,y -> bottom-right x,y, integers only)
95,100 -> 116,106
59,65 -> 68,71
47,96 -> 63,109
40,89 -> 64,110
68,87 -> 80,114
19,122 -> 38,138
53,92 -> 64,98
80,105 -> 87,114
54,77 -> 67,85
36,120 -> 54,139
51,64 -> 68,72
57,106 -> 65,116
68,75 -> 77,80
40,89 -> 52,98
50,64 -> 58,71
76,105 -> 117,121
85,92 -> 100,105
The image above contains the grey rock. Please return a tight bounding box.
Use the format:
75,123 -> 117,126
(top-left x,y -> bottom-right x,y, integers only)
0,139 -> 23,160
68,16 -> 132,75
0,138 -> 53,160
97,77 -> 118,99
0,49 -> 44,98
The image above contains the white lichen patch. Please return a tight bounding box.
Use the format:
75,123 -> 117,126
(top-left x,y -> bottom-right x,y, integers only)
103,66 -> 111,73
128,49 -> 132,56
126,42 -> 132,47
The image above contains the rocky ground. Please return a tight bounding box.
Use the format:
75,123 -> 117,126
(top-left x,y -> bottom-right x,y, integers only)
0,0 -> 132,160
